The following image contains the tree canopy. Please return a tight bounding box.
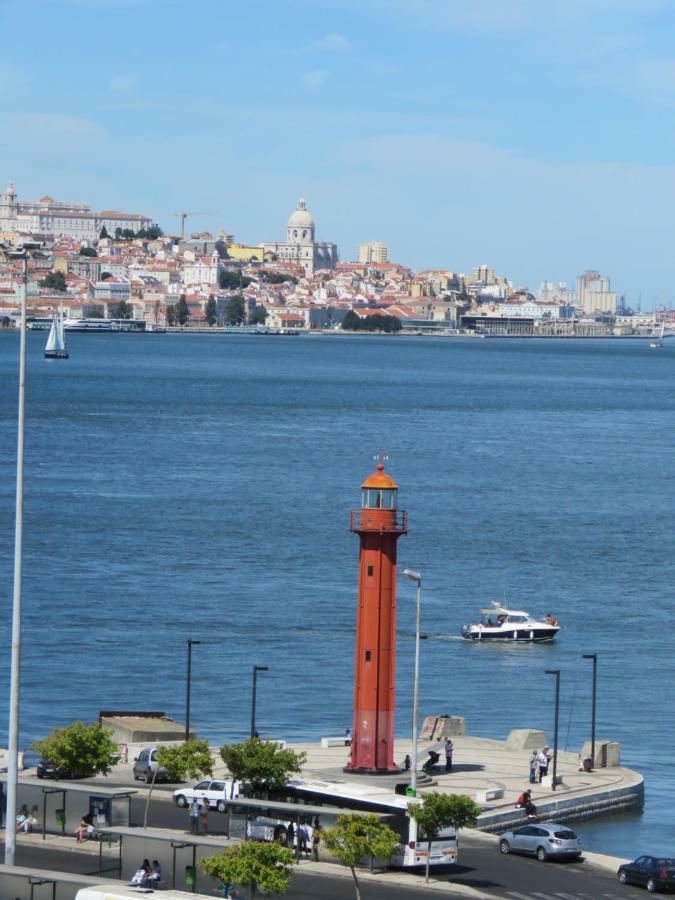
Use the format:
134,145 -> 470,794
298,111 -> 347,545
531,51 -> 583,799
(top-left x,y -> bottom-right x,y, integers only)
408,793 -> 480,882
220,738 -> 305,796
39,271 -> 67,292
224,293 -> 245,325
200,841 -> 294,898
79,246 -> 97,257
342,310 -> 401,332
323,813 -> 400,900
249,306 -> 267,325
143,740 -> 214,828
33,721 -> 119,779
204,295 -> 217,326
115,299 -> 133,319
219,269 -> 251,290
176,295 -> 190,325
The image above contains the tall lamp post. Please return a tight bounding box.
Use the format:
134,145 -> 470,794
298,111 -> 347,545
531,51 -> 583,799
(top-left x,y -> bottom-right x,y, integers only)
582,653 -> 597,770
4,241 -> 43,866
544,669 -> 560,791
251,665 -> 268,739
403,569 -> 422,795
185,639 -> 202,742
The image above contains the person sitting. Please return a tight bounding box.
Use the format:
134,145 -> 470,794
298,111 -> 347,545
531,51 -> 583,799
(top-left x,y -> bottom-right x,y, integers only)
515,789 -> 537,817
16,804 -> 29,833
74,813 -> 95,843
130,859 -> 152,886
148,860 -> 162,886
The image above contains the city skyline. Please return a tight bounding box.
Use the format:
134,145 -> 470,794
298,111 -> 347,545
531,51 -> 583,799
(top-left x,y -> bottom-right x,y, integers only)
2,1 -> 675,302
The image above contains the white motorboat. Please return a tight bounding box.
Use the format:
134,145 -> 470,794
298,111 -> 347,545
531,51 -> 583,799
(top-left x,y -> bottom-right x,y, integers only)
461,602 -> 560,643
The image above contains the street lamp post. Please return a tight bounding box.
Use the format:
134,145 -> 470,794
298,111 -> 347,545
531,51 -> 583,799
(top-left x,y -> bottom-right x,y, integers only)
4,242 -> 42,866
403,569 -> 422,795
185,639 -> 202,741
545,669 -> 561,791
251,665 -> 269,740
582,653 -> 598,770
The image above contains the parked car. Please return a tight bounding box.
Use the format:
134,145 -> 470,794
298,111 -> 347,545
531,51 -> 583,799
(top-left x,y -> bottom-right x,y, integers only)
173,779 -> 241,813
132,747 -> 168,784
618,856 -> 675,893
499,822 -> 582,861
36,758 -> 71,780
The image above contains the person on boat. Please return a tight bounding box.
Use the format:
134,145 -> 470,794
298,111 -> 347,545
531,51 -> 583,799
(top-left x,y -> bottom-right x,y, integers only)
515,789 -> 537,817
497,614 -> 505,625
544,613 -> 559,626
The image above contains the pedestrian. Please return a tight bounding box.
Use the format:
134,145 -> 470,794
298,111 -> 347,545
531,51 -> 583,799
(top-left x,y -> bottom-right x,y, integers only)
444,738 -> 454,773
312,818 -> 321,861
529,750 -> 538,784
537,747 -> 550,783
198,797 -> 209,836
403,754 -> 411,771
188,798 -> 200,834
515,789 -> 537,817
297,821 -> 309,856
344,728 -> 352,746
286,821 -> 295,851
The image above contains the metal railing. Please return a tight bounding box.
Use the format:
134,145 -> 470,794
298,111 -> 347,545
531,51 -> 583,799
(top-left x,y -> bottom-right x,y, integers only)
349,509 -> 408,533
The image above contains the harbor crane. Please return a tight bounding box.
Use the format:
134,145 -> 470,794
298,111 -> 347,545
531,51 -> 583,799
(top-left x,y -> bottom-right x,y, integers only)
173,211 -> 214,240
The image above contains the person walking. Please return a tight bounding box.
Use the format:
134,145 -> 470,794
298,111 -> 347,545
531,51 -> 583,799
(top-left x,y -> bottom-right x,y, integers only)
198,797 -> 209,836
188,798 -> 200,834
444,738 -> 454,773
297,822 -> 309,856
537,747 -> 550,783
529,750 -> 538,784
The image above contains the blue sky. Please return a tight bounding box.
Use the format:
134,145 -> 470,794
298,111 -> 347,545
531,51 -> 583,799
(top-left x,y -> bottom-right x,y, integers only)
2,0 -> 675,302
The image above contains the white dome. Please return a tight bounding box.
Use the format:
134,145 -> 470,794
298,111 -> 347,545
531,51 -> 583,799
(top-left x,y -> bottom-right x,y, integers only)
288,197 -> 314,229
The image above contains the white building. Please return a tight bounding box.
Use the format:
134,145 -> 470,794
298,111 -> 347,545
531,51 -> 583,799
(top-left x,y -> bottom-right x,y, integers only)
358,241 -> 389,264
0,179 -> 153,240
576,270 -> 617,315
263,198 -> 338,275
181,251 -> 221,286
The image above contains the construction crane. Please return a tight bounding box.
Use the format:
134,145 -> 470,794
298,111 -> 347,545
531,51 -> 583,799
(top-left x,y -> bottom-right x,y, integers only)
173,211 -> 215,240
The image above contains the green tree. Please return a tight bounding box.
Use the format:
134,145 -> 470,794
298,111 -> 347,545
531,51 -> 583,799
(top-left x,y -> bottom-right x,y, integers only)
249,306 -> 267,325
176,294 -> 190,325
224,293 -> 245,325
115,299 -> 133,319
88,307 -> 104,318
165,303 -> 177,326
136,224 -> 163,240
219,269 -> 251,290
100,271 -> 113,281
205,295 -> 217,326
323,813 -> 400,900
200,841 -> 293,899
143,739 -> 213,828
220,738 -> 305,797
407,793 -> 480,883
153,299 -> 161,325
99,225 -> 109,239
39,271 -> 67,292
79,246 -> 97,257
341,310 -> 362,330
33,721 -> 119,779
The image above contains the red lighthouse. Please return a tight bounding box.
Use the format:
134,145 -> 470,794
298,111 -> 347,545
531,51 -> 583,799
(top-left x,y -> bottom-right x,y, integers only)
345,461 -> 408,774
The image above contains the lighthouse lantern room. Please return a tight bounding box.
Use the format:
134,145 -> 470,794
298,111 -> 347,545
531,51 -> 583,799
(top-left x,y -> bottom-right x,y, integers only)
346,460 -> 408,774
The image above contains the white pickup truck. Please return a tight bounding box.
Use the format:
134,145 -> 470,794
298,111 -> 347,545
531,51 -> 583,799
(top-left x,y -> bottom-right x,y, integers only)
173,778 -> 241,813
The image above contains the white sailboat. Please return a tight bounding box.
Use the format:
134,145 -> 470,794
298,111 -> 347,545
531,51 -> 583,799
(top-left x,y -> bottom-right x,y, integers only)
650,323 -> 665,349
44,310 -> 69,359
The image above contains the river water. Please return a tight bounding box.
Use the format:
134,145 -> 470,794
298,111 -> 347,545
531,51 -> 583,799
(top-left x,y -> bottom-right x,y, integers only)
0,331 -> 673,858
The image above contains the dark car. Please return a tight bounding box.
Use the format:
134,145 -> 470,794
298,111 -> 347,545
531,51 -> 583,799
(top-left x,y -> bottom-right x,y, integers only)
36,758 -> 71,780
618,856 -> 675,893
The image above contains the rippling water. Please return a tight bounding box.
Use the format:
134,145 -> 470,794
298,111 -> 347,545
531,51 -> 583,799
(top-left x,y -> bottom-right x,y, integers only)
1,331 -> 674,858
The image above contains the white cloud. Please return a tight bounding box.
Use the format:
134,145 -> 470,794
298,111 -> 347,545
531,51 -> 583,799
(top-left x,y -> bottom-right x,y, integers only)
303,69 -> 327,90
110,72 -> 139,93
311,33 -> 350,51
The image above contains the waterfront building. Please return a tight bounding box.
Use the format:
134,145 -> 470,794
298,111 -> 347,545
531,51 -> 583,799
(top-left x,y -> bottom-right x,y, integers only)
576,269 -> 617,315
263,198 -> 338,275
358,240 -> 389,264
0,179 -> 153,240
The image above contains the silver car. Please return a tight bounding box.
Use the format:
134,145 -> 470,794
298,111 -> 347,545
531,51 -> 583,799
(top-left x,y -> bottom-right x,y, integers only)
499,822 -> 582,861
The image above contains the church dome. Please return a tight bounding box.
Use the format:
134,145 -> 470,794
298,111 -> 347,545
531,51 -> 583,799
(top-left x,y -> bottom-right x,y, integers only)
287,197 -> 314,229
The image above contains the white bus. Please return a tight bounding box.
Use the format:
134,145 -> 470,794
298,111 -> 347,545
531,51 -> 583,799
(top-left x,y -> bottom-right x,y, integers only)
278,777 -> 458,868
76,889 -> 208,900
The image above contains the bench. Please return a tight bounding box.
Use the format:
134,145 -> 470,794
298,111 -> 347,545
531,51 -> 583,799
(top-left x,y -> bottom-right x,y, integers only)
475,788 -> 504,804
321,737 -> 351,749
